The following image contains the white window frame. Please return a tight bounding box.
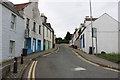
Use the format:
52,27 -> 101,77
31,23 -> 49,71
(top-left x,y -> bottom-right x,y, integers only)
9,40 -> 15,57
11,14 -> 16,30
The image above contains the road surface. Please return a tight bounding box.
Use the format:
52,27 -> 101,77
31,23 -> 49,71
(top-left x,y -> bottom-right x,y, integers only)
23,45 -> 119,79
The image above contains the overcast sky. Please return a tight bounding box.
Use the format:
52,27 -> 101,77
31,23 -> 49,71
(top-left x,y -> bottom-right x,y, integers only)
9,0 -> 119,38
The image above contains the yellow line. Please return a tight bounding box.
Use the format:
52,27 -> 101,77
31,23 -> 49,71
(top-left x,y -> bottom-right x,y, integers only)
43,53 -> 52,56
28,61 -> 35,80
32,61 -> 38,80
43,48 -> 59,57
72,50 -> 120,72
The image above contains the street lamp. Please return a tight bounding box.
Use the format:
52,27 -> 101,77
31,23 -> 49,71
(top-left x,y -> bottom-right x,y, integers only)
89,0 -> 94,54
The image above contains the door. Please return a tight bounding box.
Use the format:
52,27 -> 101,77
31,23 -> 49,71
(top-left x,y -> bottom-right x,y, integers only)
32,39 -> 36,52
38,40 -> 41,51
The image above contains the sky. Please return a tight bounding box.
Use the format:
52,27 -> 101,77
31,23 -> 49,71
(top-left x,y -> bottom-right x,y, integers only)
8,0 -> 119,38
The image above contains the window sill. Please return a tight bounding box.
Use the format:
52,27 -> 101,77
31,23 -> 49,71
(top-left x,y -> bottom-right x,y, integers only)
10,29 -> 16,33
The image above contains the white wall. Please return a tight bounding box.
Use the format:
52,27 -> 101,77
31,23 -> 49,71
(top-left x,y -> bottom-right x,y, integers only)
23,2 -> 43,50
0,4 -> 2,62
2,5 -> 24,61
118,1 -> 120,53
82,13 -> 119,53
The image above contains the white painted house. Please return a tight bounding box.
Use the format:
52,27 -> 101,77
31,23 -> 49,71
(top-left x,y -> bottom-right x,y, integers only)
0,1 -> 25,61
15,0 -> 43,53
118,1 -> 120,53
80,13 -> 120,54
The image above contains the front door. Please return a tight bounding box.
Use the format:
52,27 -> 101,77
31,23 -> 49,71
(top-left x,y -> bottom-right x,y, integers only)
32,39 -> 36,52
38,40 -> 41,51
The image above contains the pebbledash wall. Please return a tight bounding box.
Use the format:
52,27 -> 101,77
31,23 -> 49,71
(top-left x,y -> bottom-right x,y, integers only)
1,2 -> 24,61
15,1 -> 44,53
80,13 -> 119,54
0,3 -> 2,62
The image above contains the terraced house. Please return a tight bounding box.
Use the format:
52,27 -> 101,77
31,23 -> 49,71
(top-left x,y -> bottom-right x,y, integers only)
41,14 -> 54,50
0,0 -> 25,61
71,13 -> 120,54
15,0 -> 43,53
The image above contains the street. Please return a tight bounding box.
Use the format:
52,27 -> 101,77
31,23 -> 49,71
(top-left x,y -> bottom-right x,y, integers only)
23,45 -> 118,78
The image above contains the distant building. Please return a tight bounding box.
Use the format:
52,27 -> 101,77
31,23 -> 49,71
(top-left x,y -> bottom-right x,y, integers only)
15,0 -> 43,53
80,13 -> 120,54
0,1 -> 24,61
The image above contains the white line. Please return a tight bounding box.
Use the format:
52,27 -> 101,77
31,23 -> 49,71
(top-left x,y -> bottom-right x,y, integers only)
32,61 -> 38,80
28,61 -> 35,80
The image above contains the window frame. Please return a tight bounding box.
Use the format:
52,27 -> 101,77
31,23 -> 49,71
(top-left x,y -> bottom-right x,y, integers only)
11,14 -> 16,30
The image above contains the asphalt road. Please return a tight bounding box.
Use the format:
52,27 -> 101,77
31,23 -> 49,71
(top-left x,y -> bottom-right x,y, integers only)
23,45 -> 119,79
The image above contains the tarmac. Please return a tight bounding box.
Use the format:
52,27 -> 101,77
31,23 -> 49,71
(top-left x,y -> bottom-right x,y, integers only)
1,44 -> 120,79
1,47 -> 58,80
64,44 -> 120,71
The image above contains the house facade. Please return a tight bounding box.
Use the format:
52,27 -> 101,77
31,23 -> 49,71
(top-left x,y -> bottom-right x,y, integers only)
80,13 -> 120,54
41,14 -> 54,50
15,1 -> 43,53
0,1 -> 25,61
119,1 -> 120,53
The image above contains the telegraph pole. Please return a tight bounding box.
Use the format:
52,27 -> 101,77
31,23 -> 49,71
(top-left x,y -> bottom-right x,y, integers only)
89,0 -> 94,54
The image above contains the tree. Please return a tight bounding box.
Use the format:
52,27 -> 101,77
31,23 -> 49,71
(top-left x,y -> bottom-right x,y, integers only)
64,32 -> 72,41
55,37 -> 62,44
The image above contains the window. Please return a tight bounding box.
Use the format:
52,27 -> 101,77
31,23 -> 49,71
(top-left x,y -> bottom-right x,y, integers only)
33,22 -> 36,32
26,18 -> 29,29
46,28 -> 48,37
11,14 -> 16,30
26,38 -> 31,49
50,32 -> 52,39
83,34 -> 85,48
39,25 -> 41,34
9,40 -> 15,56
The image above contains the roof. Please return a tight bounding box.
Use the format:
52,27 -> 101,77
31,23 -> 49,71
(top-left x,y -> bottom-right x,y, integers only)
0,2 -> 24,19
15,2 -> 31,11
43,23 -> 54,32
85,18 -> 98,21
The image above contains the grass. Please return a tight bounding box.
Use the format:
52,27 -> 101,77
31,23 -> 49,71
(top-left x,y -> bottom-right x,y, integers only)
95,53 -> 120,63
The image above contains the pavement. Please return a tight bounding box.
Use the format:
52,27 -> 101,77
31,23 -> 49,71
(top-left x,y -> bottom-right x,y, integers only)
64,44 -> 120,71
23,45 -> 119,79
2,44 -> 120,79
1,47 -> 58,80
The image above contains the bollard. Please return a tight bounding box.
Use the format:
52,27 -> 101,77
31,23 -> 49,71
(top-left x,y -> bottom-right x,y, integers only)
21,54 -> 23,64
13,57 -> 17,73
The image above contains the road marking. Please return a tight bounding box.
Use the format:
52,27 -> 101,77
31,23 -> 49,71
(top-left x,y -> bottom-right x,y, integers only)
73,67 -> 86,71
32,61 -> 38,80
28,61 -> 35,80
72,50 -> 120,72
43,47 -> 59,57
43,53 -> 52,56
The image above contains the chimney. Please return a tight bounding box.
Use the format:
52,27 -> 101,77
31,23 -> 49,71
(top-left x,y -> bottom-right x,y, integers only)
85,16 -> 89,19
41,13 -> 47,23
29,0 -> 38,2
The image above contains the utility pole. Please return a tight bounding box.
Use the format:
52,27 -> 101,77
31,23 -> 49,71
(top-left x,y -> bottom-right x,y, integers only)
89,0 -> 94,54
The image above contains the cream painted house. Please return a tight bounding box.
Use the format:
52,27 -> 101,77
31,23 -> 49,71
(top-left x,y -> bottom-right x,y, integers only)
41,14 -> 54,50
15,0 -> 43,53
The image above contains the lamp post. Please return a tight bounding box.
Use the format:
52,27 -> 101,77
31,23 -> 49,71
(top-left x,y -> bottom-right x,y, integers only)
89,0 -> 94,54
